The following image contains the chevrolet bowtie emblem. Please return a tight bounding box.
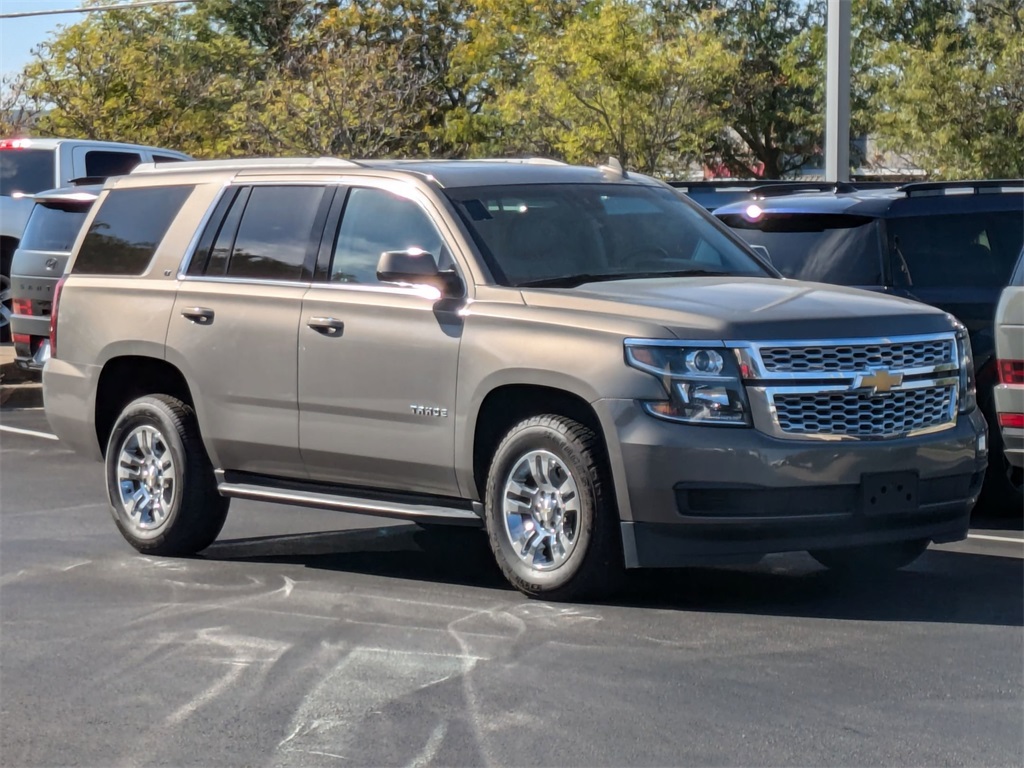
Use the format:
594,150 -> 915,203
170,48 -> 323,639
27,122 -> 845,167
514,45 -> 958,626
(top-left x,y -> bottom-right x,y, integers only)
854,369 -> 904,394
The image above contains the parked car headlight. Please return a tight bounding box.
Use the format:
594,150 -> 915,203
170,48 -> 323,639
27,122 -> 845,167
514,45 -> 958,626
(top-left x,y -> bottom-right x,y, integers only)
956,329 -> 976,414
625,340 -> 751,425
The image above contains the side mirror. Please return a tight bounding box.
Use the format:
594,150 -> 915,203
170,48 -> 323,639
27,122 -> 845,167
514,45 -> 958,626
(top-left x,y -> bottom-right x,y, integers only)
376,249 -> 462,295
750,244 -> 773,266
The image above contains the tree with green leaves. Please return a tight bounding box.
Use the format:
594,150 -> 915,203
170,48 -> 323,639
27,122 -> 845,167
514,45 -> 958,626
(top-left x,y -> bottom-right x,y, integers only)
22,3 -> 256,157
862,0 -> 1024,178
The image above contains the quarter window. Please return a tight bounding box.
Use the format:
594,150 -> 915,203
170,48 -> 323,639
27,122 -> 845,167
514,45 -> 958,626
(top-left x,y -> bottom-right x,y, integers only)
73,186 -> 194,275
225,185 -> 326,281
331,187 -> 451,284
83,150 -> 142,178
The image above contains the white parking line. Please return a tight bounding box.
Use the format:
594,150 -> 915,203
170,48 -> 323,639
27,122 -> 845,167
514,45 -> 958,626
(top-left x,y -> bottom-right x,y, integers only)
966,533 -> 1024,545
0,425 -> 59,441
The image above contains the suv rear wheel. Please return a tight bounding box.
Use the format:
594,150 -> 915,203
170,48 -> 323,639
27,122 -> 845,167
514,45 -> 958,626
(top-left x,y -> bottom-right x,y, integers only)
484,415 -> 620,600
105,394 -> 228,556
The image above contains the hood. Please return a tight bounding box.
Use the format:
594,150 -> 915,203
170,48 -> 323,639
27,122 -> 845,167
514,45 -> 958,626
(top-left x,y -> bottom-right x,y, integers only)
521,277 -> 958,341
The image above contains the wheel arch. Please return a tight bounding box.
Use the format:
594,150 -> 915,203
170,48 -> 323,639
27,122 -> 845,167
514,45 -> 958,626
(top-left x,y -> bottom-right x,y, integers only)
94,355 -> 195,457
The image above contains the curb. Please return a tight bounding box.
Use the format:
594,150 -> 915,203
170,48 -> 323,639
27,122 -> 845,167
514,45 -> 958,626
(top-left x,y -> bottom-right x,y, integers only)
0,383 -> 43,409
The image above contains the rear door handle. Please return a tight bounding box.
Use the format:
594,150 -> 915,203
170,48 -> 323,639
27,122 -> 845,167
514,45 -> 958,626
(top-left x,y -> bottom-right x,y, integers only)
307,316 -> 344,336
181,307 -> 215,325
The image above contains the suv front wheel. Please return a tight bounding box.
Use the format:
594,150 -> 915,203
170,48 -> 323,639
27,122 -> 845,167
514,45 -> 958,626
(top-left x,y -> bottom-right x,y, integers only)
105,394 -> 228,556
484,415 -> 621,600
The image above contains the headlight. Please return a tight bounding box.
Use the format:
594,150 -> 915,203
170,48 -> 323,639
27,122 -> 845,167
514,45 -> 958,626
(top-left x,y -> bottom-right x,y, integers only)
956,329 -> 976,414
625,340 -> 751,426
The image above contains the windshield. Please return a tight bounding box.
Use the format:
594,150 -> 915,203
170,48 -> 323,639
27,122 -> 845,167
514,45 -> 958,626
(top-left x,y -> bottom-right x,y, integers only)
20,201 -> 92,252
0,148 -> 56,196
717,212 -> 884,285
446,184 -> 772,287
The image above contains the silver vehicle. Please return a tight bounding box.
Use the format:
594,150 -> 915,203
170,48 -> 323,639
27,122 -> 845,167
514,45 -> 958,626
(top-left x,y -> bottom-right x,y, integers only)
9,185 -> 100,369
43,158 -> 988,599
994,250 -> 1024,475
0,137 -> 189,343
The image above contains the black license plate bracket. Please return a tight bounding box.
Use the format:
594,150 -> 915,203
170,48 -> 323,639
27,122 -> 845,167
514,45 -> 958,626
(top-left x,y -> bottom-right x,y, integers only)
861,471 -> 920,515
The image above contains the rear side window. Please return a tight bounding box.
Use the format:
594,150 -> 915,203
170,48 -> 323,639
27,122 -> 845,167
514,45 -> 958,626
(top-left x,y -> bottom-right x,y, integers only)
19,201 -> 92,253
73,186 -> 194,275
886,211 -> 1024,289
84,150 -> 142,178
0,148 -> 56,196
717,213 -> 883,285
225,185 -> 327,281
153,155 -> 184,164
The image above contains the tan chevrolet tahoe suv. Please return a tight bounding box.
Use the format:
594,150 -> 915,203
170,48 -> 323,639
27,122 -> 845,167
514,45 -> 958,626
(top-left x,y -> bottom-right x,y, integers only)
43,158 -> 989,599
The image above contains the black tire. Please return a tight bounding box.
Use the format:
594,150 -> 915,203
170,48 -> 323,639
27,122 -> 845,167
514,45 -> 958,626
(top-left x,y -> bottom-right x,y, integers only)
809,539 -> 929,574
105,394 -> 228,556
484,415 -> 621,601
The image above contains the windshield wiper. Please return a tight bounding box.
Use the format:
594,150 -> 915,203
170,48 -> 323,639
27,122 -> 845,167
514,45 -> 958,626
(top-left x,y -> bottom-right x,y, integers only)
517,269 -> 732,288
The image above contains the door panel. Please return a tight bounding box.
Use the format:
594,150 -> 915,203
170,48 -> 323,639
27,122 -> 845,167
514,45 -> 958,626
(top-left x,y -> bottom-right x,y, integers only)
298,286 -> 462,494
167,281 -> 307,477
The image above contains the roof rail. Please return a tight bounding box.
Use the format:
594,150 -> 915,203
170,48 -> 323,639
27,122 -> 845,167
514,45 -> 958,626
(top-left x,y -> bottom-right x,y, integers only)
667,180 -> 761,191
471,157 -> 568,166
131,157 -> 363,175
898,179 -> 1024,197
750,181 -> 862,198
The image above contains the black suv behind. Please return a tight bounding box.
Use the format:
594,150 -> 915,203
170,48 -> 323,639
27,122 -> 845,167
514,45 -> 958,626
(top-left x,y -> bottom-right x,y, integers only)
714,180 -> 1024,512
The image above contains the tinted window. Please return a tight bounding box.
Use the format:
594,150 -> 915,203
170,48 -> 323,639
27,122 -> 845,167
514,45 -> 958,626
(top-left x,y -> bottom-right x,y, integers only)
19,201 -> 92,253
331,187 -> 451,284
0,149 -> 55,196
84,151 -> 142,178
447,184 -> 768,287
188,187 -> 247,277
73,186 -> 194,275
226,185 -> 325,281
153,155 -> 184,164
717,213 -> 883,285
886,211 -> 1024,289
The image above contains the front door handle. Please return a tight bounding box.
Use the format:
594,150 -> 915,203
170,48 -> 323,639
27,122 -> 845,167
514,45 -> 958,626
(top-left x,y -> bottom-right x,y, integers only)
307,316 -> 344,336
181,307 -> 215,325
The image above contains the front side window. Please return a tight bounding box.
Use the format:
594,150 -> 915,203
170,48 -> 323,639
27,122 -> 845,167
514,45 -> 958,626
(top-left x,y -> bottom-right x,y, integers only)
225,185 -> 326,281
331,187 -> 451,284
446,184 -> 770,287
716,212 -> 884,286
886,211 -> 1024,289
20,201 -> 93,253
0,148 -> 56,196
73,185 -> 194,275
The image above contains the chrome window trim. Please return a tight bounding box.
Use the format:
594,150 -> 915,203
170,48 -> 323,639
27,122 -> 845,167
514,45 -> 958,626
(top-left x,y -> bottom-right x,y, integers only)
176,181 -> 343,280
176,181 -> 232,279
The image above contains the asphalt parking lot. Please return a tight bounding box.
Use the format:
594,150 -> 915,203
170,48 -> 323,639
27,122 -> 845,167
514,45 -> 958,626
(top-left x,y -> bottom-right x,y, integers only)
1,406 -> 1022,767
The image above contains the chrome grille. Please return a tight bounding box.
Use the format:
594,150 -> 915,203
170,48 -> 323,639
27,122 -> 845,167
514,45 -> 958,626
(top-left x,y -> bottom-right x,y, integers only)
772,386 -> 955,438
759,339 -> 953,373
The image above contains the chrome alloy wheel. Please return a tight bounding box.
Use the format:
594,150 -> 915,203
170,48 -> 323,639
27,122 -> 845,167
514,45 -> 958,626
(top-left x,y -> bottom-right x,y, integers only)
116,425 -> 176,532
502,450 -> 581,571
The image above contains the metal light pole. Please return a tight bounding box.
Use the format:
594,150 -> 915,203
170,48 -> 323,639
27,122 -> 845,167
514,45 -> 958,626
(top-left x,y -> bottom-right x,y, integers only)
825,0 -> 851,181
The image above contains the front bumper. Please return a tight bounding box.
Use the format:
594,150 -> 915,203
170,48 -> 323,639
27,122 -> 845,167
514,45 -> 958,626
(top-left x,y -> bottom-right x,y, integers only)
594,399 -> 988,568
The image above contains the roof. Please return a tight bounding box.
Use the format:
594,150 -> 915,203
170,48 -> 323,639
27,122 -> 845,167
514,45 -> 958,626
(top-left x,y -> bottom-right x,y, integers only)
129,156 -> 660,189
0,136 -> 190,157
712,182 -> 1024,219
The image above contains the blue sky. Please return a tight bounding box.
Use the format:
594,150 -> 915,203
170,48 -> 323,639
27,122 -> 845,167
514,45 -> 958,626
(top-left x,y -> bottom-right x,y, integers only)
1,1 -> 89,77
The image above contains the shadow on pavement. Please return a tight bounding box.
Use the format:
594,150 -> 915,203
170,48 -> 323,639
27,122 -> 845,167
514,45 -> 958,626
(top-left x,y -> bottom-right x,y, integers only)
205,524 -> 1023,627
